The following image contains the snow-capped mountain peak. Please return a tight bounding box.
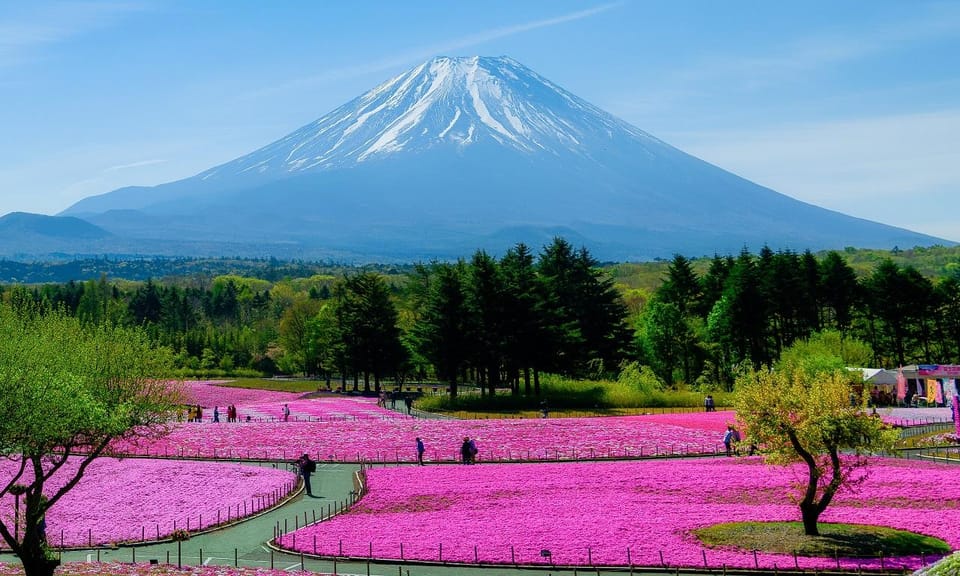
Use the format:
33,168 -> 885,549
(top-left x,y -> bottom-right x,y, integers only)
199,56 -> 659,180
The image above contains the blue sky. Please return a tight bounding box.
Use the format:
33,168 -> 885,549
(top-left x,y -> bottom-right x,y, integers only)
1,0 -> 958,241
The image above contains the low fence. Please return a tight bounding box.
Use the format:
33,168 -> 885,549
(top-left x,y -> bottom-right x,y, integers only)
0,463 -> 299,551
272,536 -> 938,573
897,445 -> 960,462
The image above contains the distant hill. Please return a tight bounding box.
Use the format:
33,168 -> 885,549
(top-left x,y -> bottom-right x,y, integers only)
0,212 -> 111,239
20,55 -> 952,261
2,245 -> 959,286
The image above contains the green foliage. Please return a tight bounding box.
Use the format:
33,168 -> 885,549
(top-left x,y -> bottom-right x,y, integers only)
0,304 -> 178,576
734,334 -> 899,536
915,552 -> 960,576
617,361 -> 664,394
777,330 -> 873,376
4,241 -> 960,401
416,370 -> 727,413
334,272 -> 405,390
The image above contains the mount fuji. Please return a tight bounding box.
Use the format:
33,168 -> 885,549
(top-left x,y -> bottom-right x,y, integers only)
55,55 -> 944,260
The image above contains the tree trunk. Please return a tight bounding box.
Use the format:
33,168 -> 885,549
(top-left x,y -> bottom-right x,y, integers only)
20,552 -> 59,576
524,367 -> 531,395
534,368 -> 541,396
800,501 -> 821,536
20,532 -> 59,576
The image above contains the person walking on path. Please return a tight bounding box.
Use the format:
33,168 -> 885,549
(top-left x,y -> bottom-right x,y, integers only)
296,453 -> 316,496
404,395 -> 413,415
416,437 -> 425,465
283,404 -> 291,422
213,406 -> 220,423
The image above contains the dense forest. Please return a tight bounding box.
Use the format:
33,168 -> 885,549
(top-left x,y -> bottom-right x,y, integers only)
2,239 -> 959,393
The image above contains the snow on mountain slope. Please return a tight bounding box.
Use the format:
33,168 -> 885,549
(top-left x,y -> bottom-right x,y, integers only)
55,55 -> 949,261
197,56 -> 667,181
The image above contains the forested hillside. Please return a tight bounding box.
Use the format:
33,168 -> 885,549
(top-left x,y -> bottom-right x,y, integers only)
1,240 -> 958,393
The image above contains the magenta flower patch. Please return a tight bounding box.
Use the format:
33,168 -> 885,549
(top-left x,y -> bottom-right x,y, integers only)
179,381 -> 301,409
112,412 -> 729,462
0,562 -> 331,576
0,458 -> 296,547
277,458 -> 958,570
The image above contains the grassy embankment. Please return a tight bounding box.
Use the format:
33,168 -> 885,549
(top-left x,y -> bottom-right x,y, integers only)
696,521 -> 950,559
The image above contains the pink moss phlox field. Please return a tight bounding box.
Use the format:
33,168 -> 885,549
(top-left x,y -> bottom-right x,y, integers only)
0,458 -> 295,547
277,458 -> 959,570
178,384 -> 407,422
0,562 -> 334,576
238,397 -> 408,421
179,381 -> 301,410
633,410 -> 735,433
112,412 -> 727,462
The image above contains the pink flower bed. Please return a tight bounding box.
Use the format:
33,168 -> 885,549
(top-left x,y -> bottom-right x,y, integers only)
631,410 -> 736,433
179,381 -> 301,409
112,413 -> 728,462
0,563 -> 334,576
178,383 -> 406,422
0,458 -> 296,547
238,397 -> 407,421
277,458 -> 958,570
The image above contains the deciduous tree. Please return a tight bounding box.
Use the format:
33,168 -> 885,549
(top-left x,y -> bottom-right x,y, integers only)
0,306 -> 179,576
734,333 -> 897,536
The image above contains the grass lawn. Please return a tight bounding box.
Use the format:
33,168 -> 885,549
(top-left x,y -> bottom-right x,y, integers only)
438,405 -> 729,419
695,521 -> 951,558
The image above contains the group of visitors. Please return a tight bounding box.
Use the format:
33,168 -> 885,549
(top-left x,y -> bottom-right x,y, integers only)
378,391 -> 415,415
704,395 -> 716,412
722,425 -> 741,456
408,436 -> 477,466
183,403 -> 247,423
186,405 -> 203,422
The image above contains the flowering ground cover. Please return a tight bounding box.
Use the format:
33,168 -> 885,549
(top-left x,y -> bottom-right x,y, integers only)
276,457 -> 959,570
0,563 -> 334,576
179,381 -> 301,410
0,458 -> 296,547
628,410 -> 736,433
179,383 -> 407,422
111,412 -> 728,462
237,397 -> 407,421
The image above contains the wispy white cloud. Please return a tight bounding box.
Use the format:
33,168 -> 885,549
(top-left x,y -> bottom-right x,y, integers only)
102,158 -> 167,173
0,1 -> 152,68
242,2 -> 624,101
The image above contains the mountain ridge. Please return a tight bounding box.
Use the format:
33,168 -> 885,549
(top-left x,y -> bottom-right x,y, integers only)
40,55 -> 953,260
